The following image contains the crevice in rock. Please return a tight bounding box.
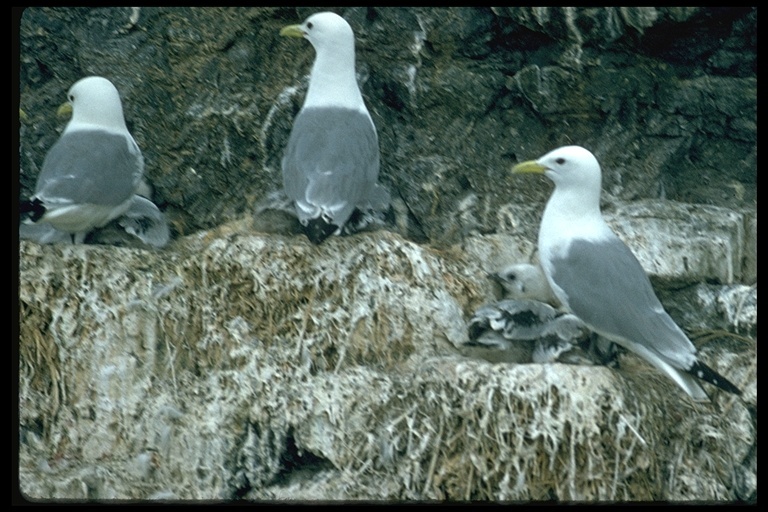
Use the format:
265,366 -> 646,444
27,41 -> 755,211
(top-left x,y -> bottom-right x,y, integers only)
232,475 -> 252,499
270,427 -> 335,487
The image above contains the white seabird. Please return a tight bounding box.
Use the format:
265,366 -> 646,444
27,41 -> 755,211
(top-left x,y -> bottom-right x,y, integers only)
511,145 -> 741,401
279,11 -> 390,244
20,76 -> 169,247
464,298 -> 605,365
488,262 -> 560,305
473,262 -> 617,365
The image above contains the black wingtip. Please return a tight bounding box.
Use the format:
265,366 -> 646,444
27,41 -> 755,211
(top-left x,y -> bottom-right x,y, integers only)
303,218 -> 338,245
20,198 -> 46,222
687,360 -> 742,396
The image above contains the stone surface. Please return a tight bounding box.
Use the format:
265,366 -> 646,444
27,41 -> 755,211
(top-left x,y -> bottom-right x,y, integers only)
606,201 -> 750,285
18,228 -> 756,501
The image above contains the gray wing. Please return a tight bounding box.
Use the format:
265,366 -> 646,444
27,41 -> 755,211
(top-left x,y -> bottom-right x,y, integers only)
468,299 -> 558,342
550,236 -> 697,370
532,314 -> 593,364
36,130 -> 142,207
118,195 -> 170,248
282,107 -> 381,226
465,300 -> 601,365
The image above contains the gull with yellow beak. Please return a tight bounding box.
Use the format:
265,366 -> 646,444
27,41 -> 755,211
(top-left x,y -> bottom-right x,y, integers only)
278,11 -> 390,244
511,145 -> 741,401
20,76 -> 169,247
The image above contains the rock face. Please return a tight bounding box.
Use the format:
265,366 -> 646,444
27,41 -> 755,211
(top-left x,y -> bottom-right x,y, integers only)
17,7 -> 755,502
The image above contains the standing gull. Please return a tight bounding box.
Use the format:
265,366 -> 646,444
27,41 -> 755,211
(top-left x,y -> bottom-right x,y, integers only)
20,76 -> 169,247
511,145 -> 741,401
279,11 -> 390,244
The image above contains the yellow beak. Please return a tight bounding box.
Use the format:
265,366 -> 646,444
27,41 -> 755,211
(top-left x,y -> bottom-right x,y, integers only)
279,24 -> 305,38
56,102 -> 73,119
511,160 -> 546,174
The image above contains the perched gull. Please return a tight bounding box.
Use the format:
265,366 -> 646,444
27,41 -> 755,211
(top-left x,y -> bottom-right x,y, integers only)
512,145 -> 741,401
20,76 -> 169,247
279,11 -> 390,244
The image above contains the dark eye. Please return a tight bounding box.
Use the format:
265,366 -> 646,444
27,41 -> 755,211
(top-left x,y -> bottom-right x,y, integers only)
68,94 -> 74,101
306,22 -> 313,29
555,158 -> 565,165
505,273 -> 517,281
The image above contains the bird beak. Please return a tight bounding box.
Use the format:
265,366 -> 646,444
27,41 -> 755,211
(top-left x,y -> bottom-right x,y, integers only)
56,102 -> 73,120
486,272 -> 503,284
511,160 -> 546,175
280,24 -> 305,38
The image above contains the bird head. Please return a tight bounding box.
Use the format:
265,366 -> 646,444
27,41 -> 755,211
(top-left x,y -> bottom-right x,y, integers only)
511,145 -> 602,193
280,11 -> 355,54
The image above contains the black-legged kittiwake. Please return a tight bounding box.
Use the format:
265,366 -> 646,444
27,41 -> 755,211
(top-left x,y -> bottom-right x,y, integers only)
279,11 -> 391,244
466,262 -> 617,365
488,262 -> 560,305
19,76 -> 169,247
463,298 -> 608,365
511,145 -> 742,401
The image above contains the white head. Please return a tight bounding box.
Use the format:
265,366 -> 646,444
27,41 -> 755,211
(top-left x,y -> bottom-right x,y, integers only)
283,12 -> 355,54
511,145 -> 604,220
280,12 -> 364,110
489,263 -> 558,304
514,145 -> 601,193
63,76 -> 129,133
